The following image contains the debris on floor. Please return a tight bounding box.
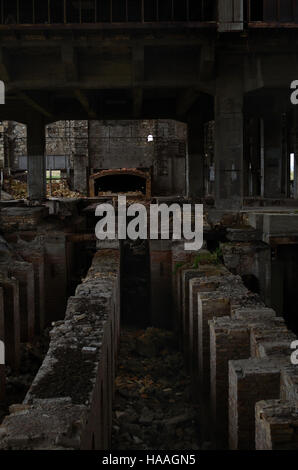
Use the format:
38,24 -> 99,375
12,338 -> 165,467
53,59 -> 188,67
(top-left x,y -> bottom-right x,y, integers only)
111,327 -> 200,450
2,178 -> 84,199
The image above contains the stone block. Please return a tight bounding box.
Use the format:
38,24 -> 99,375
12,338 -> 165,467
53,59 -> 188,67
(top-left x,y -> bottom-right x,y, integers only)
229,358 -> 282,450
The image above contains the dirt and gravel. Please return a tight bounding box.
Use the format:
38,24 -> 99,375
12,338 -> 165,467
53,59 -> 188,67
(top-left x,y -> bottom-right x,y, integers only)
111,327 -> 201,450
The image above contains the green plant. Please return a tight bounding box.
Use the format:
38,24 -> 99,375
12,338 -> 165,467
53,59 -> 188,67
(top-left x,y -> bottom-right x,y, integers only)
214,246 -> 223,264
192,248 -> 223,268
173,261 -> 185,274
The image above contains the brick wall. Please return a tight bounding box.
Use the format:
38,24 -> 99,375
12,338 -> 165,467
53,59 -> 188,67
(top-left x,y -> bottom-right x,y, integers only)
0,249 -> 120,450
173,247 -> 298,450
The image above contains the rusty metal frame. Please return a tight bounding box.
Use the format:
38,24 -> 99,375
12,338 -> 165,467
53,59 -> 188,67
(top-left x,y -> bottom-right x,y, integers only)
89,168 -> 151,199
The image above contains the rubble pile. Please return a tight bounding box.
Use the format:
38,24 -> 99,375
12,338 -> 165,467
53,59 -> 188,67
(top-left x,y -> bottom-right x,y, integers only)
46,180 -> 83,199
2,178 -> 84,199
112,328 -> 200,450
3,178 -> 27,199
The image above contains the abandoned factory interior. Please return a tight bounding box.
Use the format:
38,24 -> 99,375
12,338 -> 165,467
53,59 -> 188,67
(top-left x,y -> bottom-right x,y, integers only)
2,0 -> 298,453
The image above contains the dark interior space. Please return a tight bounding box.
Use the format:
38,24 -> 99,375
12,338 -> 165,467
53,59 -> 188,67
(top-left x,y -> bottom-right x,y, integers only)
95,174 -> 146,195
121,239 -> 151,327
242,274 -> 260,295
278,245 -> 298,335
68,241 -> 96,296
249,0 -> 263,21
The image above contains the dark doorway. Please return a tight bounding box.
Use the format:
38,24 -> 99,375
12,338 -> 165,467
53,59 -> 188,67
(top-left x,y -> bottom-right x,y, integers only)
271,244 -> 298,335
95,174 -> 146,195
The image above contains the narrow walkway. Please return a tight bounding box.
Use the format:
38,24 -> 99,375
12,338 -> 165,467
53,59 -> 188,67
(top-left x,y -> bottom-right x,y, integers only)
111,328 -> 200,450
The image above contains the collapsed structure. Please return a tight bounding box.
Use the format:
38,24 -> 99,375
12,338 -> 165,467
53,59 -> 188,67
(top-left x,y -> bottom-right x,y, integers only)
0,0 -> 298,450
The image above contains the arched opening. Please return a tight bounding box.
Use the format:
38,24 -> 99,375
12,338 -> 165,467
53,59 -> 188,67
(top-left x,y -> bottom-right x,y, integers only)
89,169 -> 151,198
95,174 -> 145,195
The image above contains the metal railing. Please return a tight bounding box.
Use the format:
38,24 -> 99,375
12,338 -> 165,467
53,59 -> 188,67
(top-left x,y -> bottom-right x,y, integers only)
247,0 -> 298,24
0,0 -> 217,25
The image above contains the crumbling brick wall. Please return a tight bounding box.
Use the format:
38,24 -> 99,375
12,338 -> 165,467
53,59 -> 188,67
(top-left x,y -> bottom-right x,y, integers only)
0,249 -> 120,450
174,246 -> 298,450
4,119 -> 187,197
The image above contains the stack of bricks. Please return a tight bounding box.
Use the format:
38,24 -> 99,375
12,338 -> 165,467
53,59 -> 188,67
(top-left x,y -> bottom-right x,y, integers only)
174,249 -> 298,450
0,207 -> 48,233
0,248 -> 121,450
0,233 -> 43,406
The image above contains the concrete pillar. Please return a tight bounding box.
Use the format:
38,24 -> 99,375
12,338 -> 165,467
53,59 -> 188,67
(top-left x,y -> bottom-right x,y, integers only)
229,358 -> 281,450
172,241 -> 196,333
189,275 -> 223,388
198,294 -> 231,394
256,400 -> 298,450
210,318 -> 251,447
209,308 -> 277,447
215,57 -> 244,209
27,118 -> 46,200
73,120 -> 89,195
264,115 -> 283,198
181,269 -> 201,366
187,115 -> 205,199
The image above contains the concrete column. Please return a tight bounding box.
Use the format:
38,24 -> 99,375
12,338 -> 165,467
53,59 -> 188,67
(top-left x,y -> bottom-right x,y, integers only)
215,58 -> 244,209
27,118 -> 46,200
229,358 -> 281,450
73,120 -> 89,194
264,115 -> 283,198
256,400 -> 298,450
187,115 -> 205,199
